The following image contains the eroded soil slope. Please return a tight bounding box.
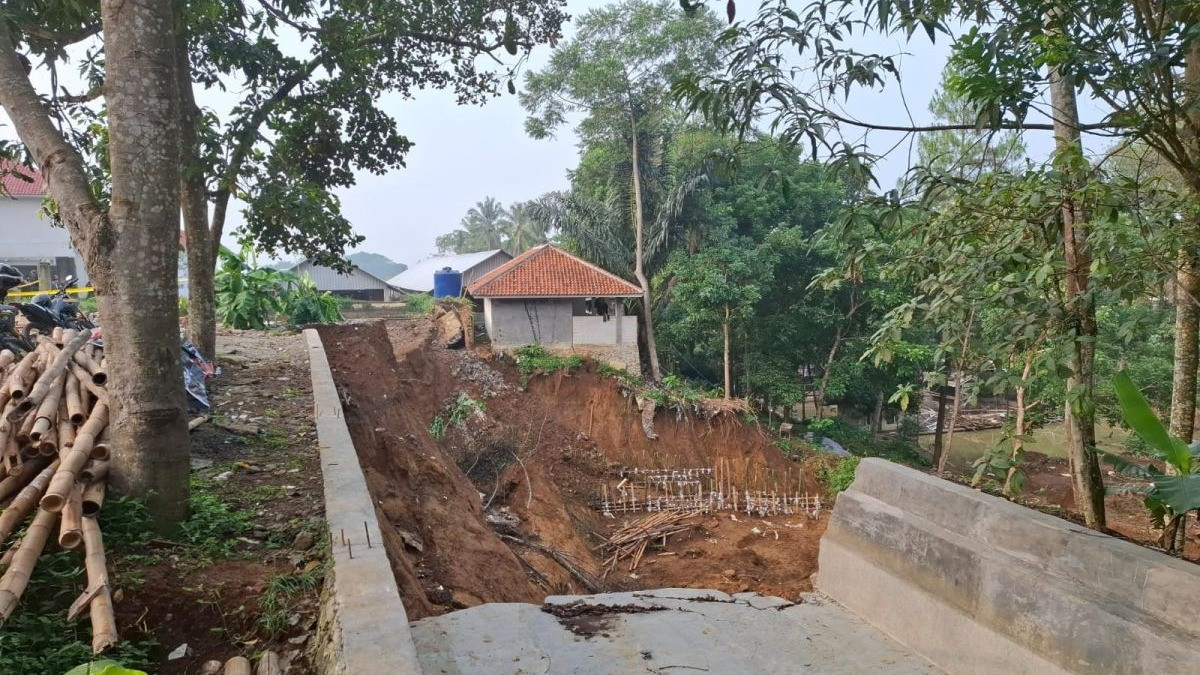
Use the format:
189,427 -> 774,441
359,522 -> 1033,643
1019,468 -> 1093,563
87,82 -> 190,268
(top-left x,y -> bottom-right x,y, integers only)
319,320 -> 830,618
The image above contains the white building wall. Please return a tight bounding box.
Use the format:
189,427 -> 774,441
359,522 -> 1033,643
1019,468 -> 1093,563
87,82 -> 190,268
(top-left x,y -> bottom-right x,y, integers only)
0,197 -> 88,283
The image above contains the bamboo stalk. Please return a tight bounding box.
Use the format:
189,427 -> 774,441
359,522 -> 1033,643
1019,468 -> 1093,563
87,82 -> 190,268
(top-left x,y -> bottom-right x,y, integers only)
51,327 -> 64,345
0,349 -> 14,370
80,516 -> 118,652
68,361 -> 107,403
82,481 -> 105,517
10,331 -> 91,422
16,405 -> 37,445
92,428 -> 111,461
6,350 -> 40,400
224,657 -> 252,675
80,461 -> 109,484
71,349 -> 107,386
57,413 -> 76,450
0,507 -> 58,625
59,483 -> 84,549
42,403 -> 107,511
65,370 -> 84,423
0,460 -> 59,542
37,423 -> 57,457
0,456 -> 49,503
29,370 -> 65,442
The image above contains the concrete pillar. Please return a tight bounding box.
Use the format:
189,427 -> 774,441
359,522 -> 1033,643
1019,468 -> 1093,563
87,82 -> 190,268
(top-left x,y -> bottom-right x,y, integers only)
614,299 -> 623,345
37,260 -> 52,291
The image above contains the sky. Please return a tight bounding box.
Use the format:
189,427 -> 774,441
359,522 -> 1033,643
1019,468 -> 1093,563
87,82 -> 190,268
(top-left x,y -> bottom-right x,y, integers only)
5,1 -> 1112,269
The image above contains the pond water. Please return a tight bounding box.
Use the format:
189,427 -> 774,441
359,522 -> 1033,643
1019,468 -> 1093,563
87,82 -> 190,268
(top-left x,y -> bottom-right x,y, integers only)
918,420 -> 1129,467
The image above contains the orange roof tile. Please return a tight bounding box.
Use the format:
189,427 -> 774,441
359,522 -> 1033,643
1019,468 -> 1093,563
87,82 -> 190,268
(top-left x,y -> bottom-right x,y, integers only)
466,245 -> 642,298
0,162 -> 46,197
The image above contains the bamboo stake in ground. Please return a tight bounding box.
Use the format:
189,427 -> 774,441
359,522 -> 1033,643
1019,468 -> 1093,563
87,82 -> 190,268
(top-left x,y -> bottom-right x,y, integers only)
0,507 -> 58,625
0,460 -> 59,542
80,516 -> 118,652
42,403 -> 107,511
58,482 -> 84,549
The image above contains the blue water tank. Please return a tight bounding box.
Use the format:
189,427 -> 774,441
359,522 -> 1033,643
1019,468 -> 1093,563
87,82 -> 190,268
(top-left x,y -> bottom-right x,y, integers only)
432,267 -> 463,299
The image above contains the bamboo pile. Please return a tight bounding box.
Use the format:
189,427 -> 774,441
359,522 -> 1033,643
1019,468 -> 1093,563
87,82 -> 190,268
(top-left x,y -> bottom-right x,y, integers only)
0,329 -> 117,653
600,509 -> 697,576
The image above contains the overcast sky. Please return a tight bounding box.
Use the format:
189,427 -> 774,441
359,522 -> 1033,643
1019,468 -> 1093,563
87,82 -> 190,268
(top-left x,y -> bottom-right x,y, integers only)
6,1 -> 1112,268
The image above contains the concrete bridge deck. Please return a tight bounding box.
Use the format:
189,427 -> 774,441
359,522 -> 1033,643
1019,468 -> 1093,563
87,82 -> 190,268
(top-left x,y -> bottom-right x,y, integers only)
410,588 -> 940,675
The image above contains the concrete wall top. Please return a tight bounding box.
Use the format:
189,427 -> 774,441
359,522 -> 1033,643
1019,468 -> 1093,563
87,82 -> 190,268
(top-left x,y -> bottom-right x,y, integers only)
304,329 -> 422,674
818,458 -> 1200,674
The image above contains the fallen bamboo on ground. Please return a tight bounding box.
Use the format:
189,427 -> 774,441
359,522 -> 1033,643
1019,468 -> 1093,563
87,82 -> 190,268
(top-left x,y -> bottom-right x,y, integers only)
0,507 -> 59,625
0,460 -> 59,542
224,656 -> 253,675
59,483 -> 85,550
80,516 -> 118,652
0,455 -> 47,502
42,403 -> 108,511
600,510 -> 697,575
82,481 -> 105,517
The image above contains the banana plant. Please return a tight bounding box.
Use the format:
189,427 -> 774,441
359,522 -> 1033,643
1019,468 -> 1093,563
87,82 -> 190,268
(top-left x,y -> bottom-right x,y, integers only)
1108,371 -> 1200,552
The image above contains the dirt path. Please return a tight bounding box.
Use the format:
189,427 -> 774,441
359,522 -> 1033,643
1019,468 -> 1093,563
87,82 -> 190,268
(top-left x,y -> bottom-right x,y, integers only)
114,330 -> 327,673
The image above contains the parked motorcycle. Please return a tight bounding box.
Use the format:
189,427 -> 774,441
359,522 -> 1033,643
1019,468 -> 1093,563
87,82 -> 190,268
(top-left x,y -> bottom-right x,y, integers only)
0,265 -> 35,354
16,274 -> 93,339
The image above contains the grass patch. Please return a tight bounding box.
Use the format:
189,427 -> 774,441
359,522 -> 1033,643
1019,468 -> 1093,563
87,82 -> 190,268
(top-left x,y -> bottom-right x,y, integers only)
259,551 -> 327,639
512,345 -> 583,386
180,477 -> 254,557
819,419 -> 929,468
819,456 -> 861,495
404,294 -> 434,315
0,497 -> 158,674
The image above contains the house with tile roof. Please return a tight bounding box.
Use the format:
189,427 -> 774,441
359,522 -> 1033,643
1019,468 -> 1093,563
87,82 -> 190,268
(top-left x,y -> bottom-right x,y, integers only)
466,245 -> 643,374
0,163 -> 88,285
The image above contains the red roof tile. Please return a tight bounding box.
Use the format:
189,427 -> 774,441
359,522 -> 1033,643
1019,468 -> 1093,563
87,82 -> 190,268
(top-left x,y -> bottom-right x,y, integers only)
466,245 -> 642,298
0,162 -> 46,197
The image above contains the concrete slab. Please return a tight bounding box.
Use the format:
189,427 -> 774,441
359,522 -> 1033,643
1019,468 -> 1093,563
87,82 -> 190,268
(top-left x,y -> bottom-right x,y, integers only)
411,591 -> 941,674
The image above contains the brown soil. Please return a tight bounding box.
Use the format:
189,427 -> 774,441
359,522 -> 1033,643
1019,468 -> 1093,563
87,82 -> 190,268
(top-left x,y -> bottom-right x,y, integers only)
112,330 -> 327,673
1003,450 -> 1200,561
318,320 -> 828,619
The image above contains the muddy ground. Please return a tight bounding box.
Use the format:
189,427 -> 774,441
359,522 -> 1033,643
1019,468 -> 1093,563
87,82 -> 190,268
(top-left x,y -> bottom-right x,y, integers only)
319,320 -> 830,618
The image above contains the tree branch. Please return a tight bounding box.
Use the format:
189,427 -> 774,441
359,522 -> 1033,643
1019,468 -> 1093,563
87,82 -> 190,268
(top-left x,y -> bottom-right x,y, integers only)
0,23 -> 106,261
822,109 -> 1116,134
19,23 -> 101,46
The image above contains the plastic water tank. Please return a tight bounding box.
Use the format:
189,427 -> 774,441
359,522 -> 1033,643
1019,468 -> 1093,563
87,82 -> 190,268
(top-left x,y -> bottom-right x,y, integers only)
432,267 -> 463,298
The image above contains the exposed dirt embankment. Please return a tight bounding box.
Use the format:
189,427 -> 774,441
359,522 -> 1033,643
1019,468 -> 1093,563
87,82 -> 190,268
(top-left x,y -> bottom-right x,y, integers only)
319,320 -> 829,618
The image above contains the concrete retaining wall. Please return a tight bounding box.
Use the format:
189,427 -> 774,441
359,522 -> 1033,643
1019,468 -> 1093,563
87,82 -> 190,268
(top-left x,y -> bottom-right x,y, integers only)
304,330 -> 422,674
817,458 -> 1200,675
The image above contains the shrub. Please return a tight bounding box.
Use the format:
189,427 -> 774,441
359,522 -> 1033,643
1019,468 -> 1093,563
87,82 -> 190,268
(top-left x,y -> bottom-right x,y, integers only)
405,293 -> 434,314
177,296 -> 189,317
283,276 -> 343,326
513,344 -> 583,384
820,456 -> 861,494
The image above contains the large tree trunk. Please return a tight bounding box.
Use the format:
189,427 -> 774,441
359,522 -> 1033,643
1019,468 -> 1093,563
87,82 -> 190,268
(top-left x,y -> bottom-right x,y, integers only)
176,28 -> 218,361
1048,55 -> 1106,529
100,0 -> 191,527
0,5 -> 191,529
722,305 -> 731,399
1169,254 -> 1200,443
629,118 -> 662,381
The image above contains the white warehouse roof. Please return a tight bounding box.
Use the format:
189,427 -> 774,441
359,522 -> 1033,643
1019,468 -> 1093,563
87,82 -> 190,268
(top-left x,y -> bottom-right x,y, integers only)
389,249 -> 512,293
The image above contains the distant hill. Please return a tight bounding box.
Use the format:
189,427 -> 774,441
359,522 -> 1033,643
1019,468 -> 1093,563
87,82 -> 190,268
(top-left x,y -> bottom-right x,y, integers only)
348,252 -> 407,280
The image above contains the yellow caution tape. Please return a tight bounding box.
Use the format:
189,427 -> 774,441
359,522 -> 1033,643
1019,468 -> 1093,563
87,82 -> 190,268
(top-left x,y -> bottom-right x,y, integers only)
6,287 -> 94,298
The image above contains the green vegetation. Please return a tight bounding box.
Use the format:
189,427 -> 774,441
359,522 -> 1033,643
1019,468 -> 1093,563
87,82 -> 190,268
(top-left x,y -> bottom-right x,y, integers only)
180,478 -> 255,557
820,457 -> 861,495
215,245 -> 343,329
512,345 -> 584,385
405,294 -> 435,315
430,392 -> 487,440
259,560 -> 327,639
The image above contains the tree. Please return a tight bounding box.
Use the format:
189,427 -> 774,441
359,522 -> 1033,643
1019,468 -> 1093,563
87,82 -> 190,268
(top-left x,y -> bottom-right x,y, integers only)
172,1 -> 567,360
521,0 -> 721,380
0,1 -> 190,526
664,240 -> 775,398
504,201 -> 550,253
435,197 -> 513,253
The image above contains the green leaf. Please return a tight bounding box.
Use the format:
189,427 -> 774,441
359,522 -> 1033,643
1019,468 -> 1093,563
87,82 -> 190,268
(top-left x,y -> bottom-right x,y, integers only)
1113,371 -> 1191,472
1151,475 -> 1200,514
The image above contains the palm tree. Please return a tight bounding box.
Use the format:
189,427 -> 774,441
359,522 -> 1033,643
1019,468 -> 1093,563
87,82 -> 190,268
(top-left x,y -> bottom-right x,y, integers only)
504,202 -> 550,254
435,197 -> 513,254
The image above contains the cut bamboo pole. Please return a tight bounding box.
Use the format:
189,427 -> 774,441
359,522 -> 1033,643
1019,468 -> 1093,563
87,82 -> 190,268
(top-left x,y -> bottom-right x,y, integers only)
16,406 -> 36,445
0,507 -> 58,625
59,483 -> 84,549
67,361 -> 107,403
51,327 -> 64,345
6,350 -> 40,401
29,370 -> 65,442
0,460 -> 59,542
41,403 -> 107,511
256,651 -> 282,675
10,330 -> 91,422
80,461 -> 109,484
224,656 -> 252,675
71,349 -> 107,386
0,349 -> 14,370
80,516 -> 118,652
57,413 -> 76,450
92,428 -> 111,462
37,423 -> 57,457
65,370 -> 84,423
0,456 -> 48,503
82,481 -> 105,517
